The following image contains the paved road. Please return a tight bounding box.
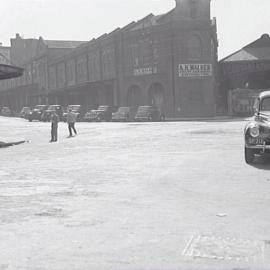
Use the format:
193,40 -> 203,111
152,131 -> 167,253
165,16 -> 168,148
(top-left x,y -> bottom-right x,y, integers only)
0,116 -> 270,270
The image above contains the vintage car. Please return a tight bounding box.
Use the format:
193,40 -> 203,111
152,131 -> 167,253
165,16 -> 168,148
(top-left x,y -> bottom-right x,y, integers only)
134,105 -> 165,122
19,107 -> 31,119
28,105 -> 48,122
112,107 -> 137,122
84,105 -> 116,122
63,105 -> 84,122
42,105 -> 63,122
244,91 -> 270,163
1,107 -> 13,117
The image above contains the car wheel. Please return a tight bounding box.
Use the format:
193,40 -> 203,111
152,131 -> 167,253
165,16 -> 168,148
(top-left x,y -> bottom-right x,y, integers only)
245,147 -> 256,164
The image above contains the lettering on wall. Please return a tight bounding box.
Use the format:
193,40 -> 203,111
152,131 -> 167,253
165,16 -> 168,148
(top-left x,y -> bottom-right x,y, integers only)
179,64 -> 212,78
134,66 -> 157,76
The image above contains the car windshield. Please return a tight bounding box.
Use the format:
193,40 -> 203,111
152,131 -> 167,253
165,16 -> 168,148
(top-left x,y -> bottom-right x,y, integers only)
138,106 -> 151,112
260,97 -> 270,111
22,107 -> 30,112
48,105 -> 59,110
98,106 -> 109,111
68,105 -> 80,111
118,107 -> 129,113
35,105 -> 46,110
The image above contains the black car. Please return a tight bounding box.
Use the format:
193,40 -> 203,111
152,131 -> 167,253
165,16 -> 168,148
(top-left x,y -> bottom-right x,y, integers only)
42,105 -> 63,122
28,105 -> 48,122
84,105 -> 116,122
112,107 -> 137,122
245,91 -> 270,163
134,106 -> 165,122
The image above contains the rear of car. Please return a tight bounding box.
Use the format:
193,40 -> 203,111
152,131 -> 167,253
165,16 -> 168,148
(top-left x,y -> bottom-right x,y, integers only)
85,106 -> 115,122
112,107 -> 136,122
134,106 -> 164,122
28,105 -> 48,121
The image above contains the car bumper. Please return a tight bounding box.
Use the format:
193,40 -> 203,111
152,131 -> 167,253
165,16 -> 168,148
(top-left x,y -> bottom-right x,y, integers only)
246,143 -> 270,152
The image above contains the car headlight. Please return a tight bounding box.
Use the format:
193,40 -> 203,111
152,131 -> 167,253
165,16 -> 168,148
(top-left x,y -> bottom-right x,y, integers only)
249,123 -> 260,137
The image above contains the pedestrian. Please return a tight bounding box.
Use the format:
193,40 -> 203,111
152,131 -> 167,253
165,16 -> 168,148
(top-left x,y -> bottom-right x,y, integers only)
50,111 -> 60,142
67,109 -> 77,137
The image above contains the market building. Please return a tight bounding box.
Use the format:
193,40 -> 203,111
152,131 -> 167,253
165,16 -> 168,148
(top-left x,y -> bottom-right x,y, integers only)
219,33 -> 270,115
0,0 -> 218,117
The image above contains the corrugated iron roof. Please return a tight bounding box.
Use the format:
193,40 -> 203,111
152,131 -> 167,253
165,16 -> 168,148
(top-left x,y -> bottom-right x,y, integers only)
221,34 -> 270,62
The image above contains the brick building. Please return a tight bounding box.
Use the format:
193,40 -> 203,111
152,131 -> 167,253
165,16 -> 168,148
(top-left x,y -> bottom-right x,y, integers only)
0,0 -> 218,117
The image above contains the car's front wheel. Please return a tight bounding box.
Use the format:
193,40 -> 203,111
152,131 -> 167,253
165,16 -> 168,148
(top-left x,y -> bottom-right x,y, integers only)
245,147 -> 256,164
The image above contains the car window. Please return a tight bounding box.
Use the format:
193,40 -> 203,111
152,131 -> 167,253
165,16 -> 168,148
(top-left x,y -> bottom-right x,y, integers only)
261,97 -> 270,111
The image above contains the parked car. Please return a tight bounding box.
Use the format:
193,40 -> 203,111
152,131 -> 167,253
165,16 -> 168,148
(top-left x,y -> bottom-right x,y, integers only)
134,106 -> 165,121
244,91 -> 270,164
1,107 -> 13,117
19,107 -> 31,119
42,105 -> 63,122
112,107 -> 137,122
63,105 -> 85,122
28,105 -> 48,122
84,105 -> 116,122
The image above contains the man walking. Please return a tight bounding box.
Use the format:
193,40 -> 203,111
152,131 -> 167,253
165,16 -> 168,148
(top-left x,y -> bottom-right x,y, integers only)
50,111 -> 60,142
67,109 -> 77,137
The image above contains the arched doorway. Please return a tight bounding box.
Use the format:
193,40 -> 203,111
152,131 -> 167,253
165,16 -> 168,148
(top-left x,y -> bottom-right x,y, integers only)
148,83 -> 165,112
127,85 -> 142,107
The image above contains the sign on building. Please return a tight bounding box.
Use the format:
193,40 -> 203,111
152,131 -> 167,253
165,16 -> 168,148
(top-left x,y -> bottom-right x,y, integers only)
134,66 -> 157,76
178,64 -> 212,78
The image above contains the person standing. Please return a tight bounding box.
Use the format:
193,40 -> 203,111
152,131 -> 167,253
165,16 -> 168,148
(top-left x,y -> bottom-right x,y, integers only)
67,109 -> 77,137
50,111 -> 60,142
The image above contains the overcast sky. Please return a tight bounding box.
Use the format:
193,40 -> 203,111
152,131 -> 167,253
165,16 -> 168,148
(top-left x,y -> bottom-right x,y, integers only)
1,0 -> 270,59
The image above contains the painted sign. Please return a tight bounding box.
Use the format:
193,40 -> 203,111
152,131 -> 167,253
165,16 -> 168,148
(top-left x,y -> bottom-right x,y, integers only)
134,66 -> 157,76
179,64 -> 212,77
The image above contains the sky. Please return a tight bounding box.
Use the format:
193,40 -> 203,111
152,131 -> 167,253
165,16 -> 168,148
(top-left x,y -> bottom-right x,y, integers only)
1,0 -> 270,59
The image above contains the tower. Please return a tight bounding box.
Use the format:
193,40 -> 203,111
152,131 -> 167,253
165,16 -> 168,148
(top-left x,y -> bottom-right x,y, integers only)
174,0 -> 211,20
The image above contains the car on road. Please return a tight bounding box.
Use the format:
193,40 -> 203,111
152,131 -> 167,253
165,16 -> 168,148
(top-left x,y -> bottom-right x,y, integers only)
19,107 -> 31,119
42,105 -> 63,122
84,105 -> 116,122
245,90 -> 270,163
1,107 -> 13,117
134,106 -> 165,122
28,105 -> 48,122
112,107 -> 137,122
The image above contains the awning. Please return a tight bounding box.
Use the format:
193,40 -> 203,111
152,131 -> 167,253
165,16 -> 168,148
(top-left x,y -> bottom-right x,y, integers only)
0,64 -> 24,80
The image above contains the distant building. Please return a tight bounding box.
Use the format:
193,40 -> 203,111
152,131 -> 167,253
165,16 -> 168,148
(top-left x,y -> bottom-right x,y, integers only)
0,34 -> 86,109
0,43 -> 10,65
219,34 -> 270,112
0,0 -> 218,117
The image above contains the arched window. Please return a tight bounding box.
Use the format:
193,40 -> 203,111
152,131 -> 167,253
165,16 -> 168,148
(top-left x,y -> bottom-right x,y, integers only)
190,0 -> 198,19
188,35 -> 202,60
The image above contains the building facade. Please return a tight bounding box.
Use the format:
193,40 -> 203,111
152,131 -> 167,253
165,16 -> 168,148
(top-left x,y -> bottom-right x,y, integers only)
0,0 -> 218,117
219,33 -> 270,113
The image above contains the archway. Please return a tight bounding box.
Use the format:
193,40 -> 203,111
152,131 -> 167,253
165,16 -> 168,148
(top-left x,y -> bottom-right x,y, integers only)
148,83 -> 165,112
127,85 -> 142,107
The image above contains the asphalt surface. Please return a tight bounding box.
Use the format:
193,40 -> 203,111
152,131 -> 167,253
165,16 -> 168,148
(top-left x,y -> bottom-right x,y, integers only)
0,116 -> 270,270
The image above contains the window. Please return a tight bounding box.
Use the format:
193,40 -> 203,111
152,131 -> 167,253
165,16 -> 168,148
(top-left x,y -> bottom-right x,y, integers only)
188,35 -> 202,60
190,0 -> 198,19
